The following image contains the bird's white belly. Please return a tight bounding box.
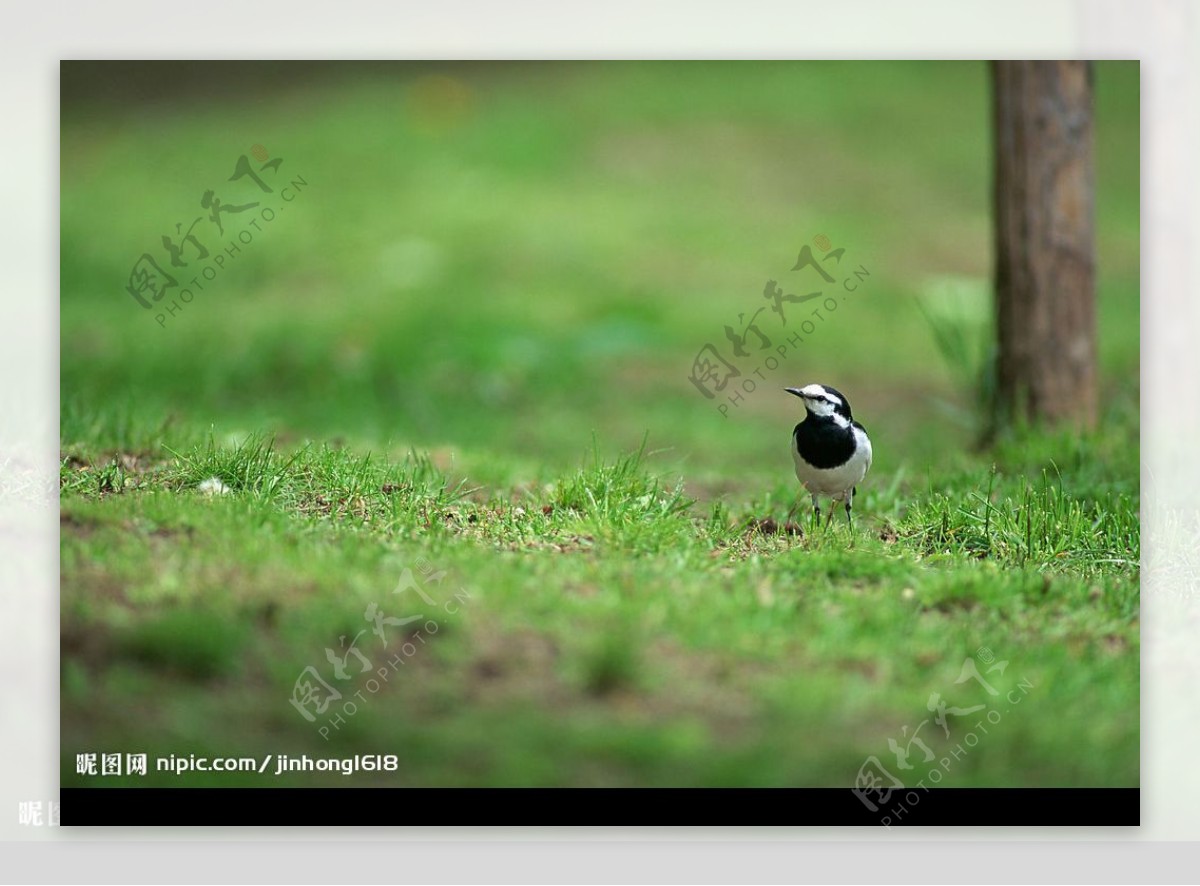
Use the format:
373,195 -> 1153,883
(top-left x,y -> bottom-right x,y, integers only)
792,430 -> 872,499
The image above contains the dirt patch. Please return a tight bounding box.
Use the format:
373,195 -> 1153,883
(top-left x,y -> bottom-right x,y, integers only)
462,629 -> 564,703
745,517 -> 803,538
298,493 -> 374,522
61,511 -> 102,537
1103,634 -> 1130,654
454,627 -> 764,744
506,533 -> 596,554
926,595 -> 981,613
836,658 -> 881,681
61,450 -> 171,496
61,451 -> 90,469
61,622 -> 114,670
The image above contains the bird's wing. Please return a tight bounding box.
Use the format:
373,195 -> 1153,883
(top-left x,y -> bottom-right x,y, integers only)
853,421 -> 873,473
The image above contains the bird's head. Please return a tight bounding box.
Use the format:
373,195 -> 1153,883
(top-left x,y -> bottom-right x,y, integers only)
786,383 -> 853,420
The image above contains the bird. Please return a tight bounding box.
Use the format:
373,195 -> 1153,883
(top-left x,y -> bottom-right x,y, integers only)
786,383 -> 872,527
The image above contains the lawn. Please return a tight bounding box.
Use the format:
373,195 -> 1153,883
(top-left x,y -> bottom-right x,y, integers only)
60,61 -> 1139,790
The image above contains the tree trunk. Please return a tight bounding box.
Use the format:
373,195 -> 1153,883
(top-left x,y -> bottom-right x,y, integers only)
991,60 -> 1097,432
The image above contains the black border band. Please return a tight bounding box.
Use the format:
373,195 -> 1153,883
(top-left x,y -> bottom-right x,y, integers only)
60,787 -> 1139,827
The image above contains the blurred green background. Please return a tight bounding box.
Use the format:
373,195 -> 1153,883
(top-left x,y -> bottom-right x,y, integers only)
61,60 -> 1137,486
60,61 -> 1138,791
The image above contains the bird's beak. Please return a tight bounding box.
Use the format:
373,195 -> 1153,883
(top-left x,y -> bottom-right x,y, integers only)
785,387 -> 806,400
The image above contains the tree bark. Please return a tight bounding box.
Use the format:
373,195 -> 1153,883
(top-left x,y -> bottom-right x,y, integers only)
991,60 -> 1097,431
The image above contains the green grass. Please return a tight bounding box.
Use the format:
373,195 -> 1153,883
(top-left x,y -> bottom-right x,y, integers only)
60,61 -> 1139,789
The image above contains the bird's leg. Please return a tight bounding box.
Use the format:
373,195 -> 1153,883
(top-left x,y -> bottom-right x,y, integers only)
811,493 -> 821,524
844,498 -> 853,527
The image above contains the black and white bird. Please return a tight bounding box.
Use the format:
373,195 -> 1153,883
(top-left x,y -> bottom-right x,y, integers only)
786,383 -> 872,526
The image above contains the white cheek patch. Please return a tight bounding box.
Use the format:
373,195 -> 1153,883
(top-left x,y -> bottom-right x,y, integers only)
806,397 -> 845,421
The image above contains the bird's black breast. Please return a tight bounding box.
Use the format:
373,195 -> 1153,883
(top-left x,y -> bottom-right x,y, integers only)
793,418 -> 856,469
